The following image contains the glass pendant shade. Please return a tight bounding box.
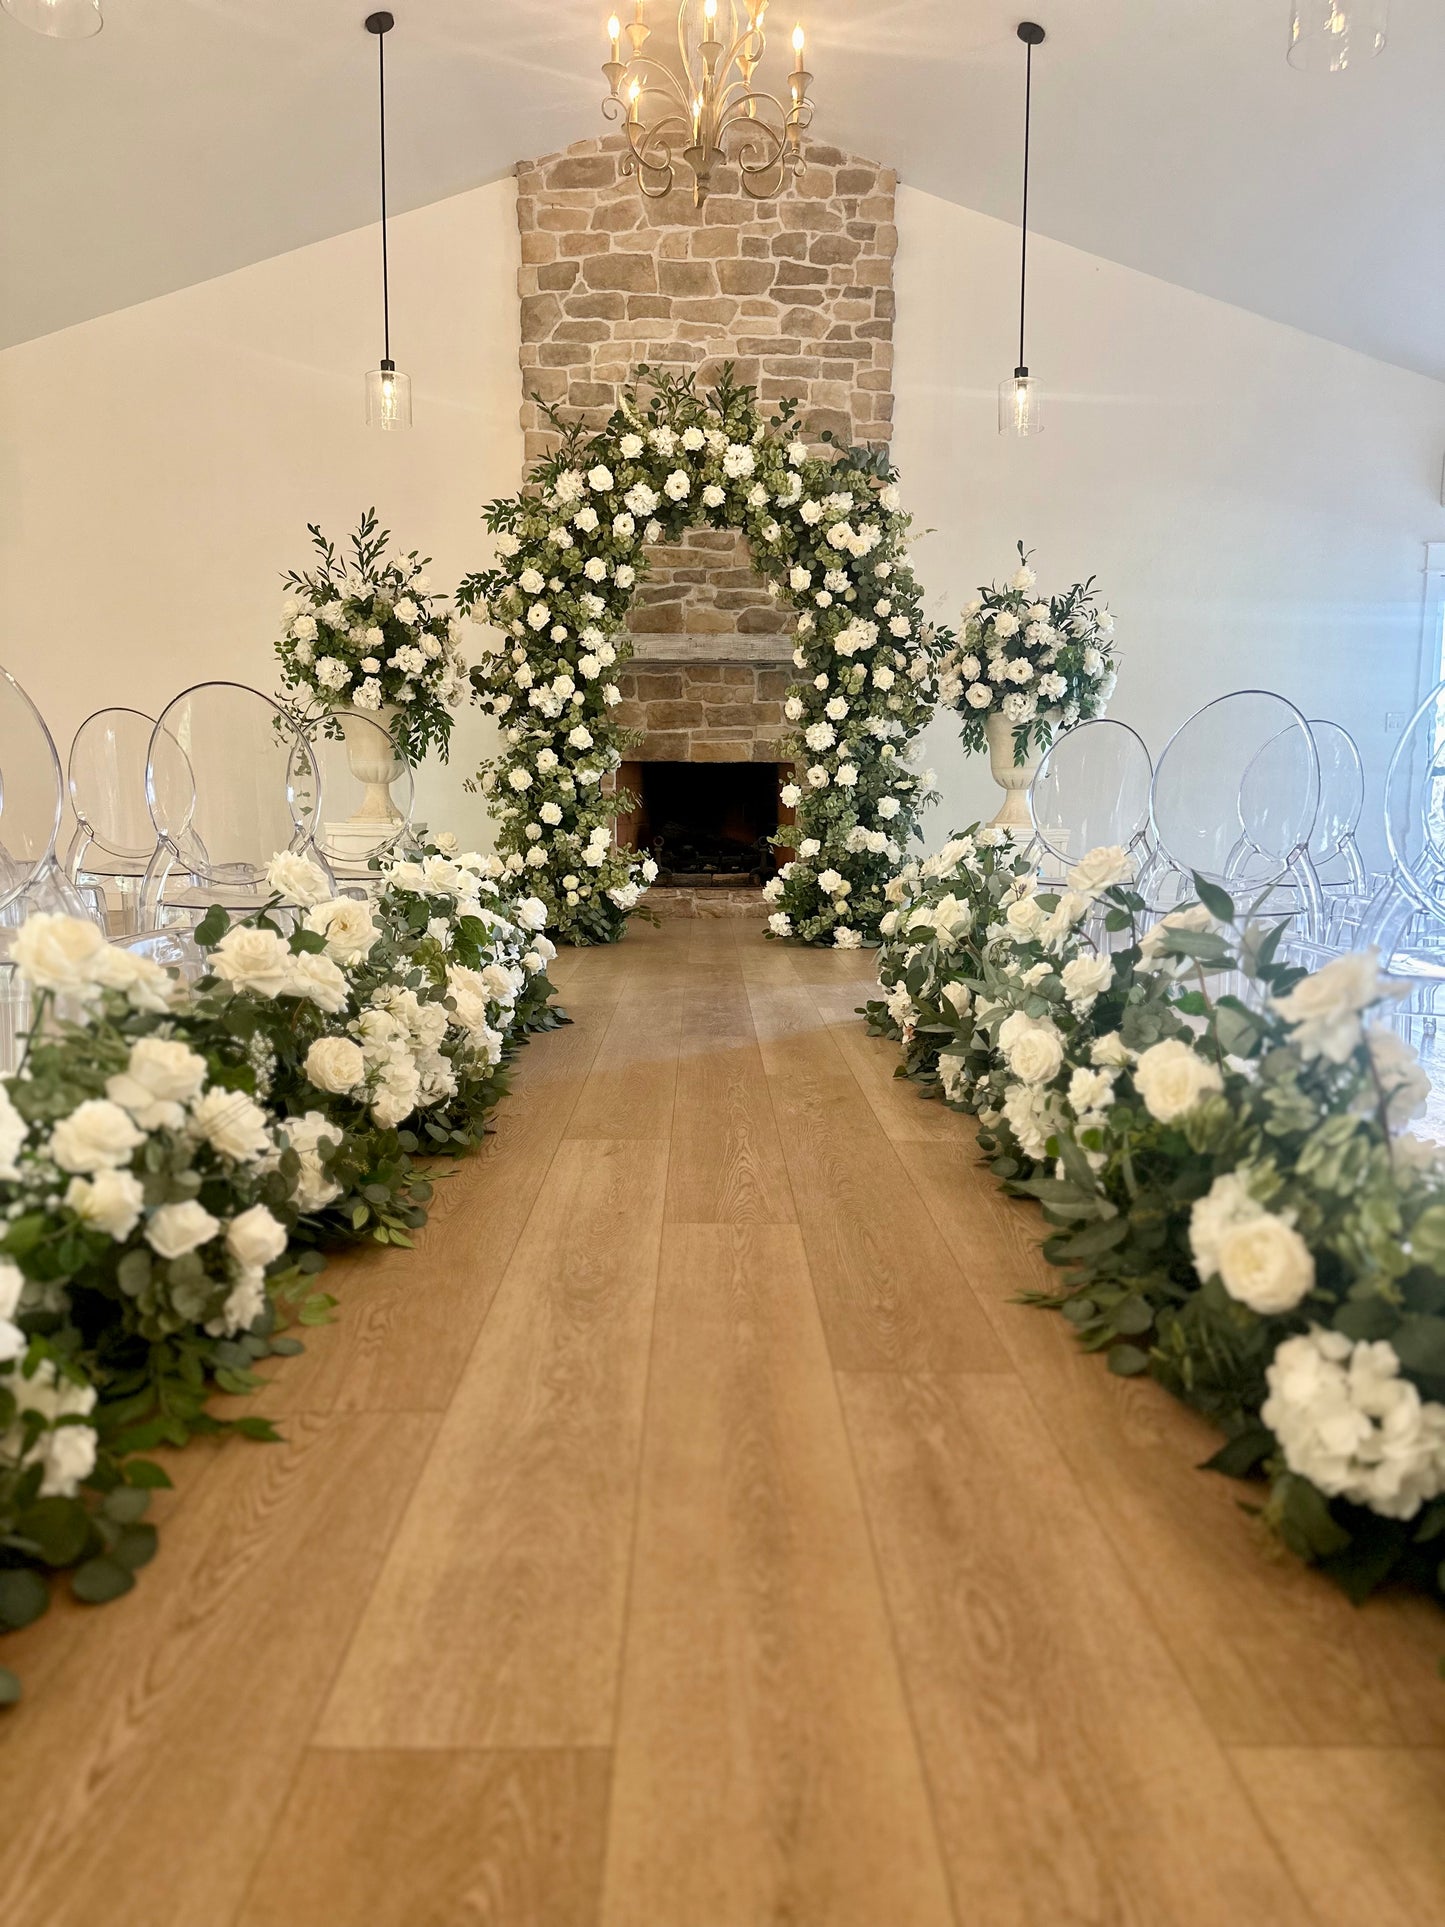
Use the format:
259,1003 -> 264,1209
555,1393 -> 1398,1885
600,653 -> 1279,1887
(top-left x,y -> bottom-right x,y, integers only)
999,369 -> 1042,437
1287,2 -> 1387,71
365,361 -> 412,431
2,0 -> 103,36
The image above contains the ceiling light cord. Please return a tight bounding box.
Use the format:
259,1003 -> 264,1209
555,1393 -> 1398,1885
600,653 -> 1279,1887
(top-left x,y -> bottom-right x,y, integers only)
377,17 -> 390,364
1018,30 -> 1033,374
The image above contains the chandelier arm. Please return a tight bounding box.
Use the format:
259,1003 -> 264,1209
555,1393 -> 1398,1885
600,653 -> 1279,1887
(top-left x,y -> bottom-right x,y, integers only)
618,53 -> 692,112
716,78 -> 787,123
674,4 -> 699,93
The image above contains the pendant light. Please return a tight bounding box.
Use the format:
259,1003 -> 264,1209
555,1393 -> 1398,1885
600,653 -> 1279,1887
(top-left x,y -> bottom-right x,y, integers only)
1000,21 -> 1045,437
1287,3 -> 1387,73
364,11 -> 411,430
1,0 -> 103,36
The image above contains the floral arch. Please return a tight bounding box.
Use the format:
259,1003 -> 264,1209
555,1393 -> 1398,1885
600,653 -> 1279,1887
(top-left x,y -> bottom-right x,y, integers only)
458,366 -> 944,947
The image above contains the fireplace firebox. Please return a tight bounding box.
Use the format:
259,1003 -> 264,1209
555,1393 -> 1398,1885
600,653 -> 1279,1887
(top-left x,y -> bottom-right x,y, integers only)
636,761 -> 782,887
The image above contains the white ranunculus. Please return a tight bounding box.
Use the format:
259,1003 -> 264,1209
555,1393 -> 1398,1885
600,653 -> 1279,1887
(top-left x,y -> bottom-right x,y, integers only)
146,1198 -> 221,1260
190,1086 -> 272,1163
105,1037 -> 209,1131
999,1013 -> 1066,1086
211,926 -> 294,999
226,1203 -> 289,1270
303,896 -> 379,965
266,851 -> 334,907
50,1100 -> 144,1175
305,1036 -> 366,1094
65,1168 -> 145,1241
1132,1038 -> 1223,1123
1067,845 -> 1134,896
1272,948 -> 1394,1064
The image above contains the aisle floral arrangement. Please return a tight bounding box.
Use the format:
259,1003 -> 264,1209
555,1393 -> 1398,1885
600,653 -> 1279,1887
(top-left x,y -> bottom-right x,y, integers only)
459,364 -> 945,948
0,844 -> 562,1706
274,509 -> 472,763
939,545 -> 1117,764
867,831 -> 1445,1614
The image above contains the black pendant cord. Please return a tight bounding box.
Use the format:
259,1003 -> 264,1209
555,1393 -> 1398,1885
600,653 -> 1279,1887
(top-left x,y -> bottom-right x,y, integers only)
378,22 -> 390,363
1015,22 -> 1044,379
1018,37 -> 1031,372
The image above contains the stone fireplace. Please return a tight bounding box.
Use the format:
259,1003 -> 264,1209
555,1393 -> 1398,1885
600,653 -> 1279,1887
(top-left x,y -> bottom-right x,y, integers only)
512,133 -> 897,902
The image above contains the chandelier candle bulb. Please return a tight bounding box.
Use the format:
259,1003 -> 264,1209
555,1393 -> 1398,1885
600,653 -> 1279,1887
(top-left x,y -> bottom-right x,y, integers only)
600,0 -> 815,204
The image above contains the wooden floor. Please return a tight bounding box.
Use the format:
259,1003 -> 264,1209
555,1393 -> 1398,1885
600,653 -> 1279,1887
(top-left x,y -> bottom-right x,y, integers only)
4,916 -> 1445,1925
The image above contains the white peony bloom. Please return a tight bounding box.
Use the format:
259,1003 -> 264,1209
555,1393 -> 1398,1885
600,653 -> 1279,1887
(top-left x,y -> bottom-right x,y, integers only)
51,1100 -> 144,1175
65,1168 -> 145,1241
1133,1038 -> 1223,1123
146,1198 -> 221,1260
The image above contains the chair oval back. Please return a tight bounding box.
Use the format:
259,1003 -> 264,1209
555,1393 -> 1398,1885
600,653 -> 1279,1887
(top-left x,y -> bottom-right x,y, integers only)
147,682 -> 320,890
1028,718 -> 1153,867
1152,689 -> 1319,887
0,662 -> 64,914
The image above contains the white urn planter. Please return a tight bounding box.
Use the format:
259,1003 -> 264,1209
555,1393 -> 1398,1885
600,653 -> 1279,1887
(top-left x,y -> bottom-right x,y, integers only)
984,710 -> 1057,831
335,703 -> 405,827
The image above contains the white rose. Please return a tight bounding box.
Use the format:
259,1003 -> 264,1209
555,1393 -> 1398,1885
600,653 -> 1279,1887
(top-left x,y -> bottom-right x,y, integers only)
210,926 -> 294,999
105,1037 -> 208,1130
1272,948 -> 1392,1064
303,897 -> 379,964
226,1203 -> 289,1271
997,1012 -> 1065,1086
65,1169 -> 145,1241
1218,1213 -> 1315,1314
1133,1038 -> 1223,1123
305,1036 -> 366,1094
12,912 -> 114,995
265,851 -> 334,907
146,1198 -> 221,1260
1060,954 -> 1113,1009
190,1086 -> 272,1163
1004,893 -> 1047,939
286,951 -> 351,1015
284,1112 -> 343,1212
50,1100 -> 144,1175
1067,846 -> 1134,895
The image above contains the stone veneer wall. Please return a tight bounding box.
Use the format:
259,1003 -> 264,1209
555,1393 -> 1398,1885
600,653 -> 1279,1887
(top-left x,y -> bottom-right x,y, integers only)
513,133 -> 897,763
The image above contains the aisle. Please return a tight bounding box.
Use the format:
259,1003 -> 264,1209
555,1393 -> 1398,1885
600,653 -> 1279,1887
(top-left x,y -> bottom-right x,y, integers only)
3,918 -> 1445,1925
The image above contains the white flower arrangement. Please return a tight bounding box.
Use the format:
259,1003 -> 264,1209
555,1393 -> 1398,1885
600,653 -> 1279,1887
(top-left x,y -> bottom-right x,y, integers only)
275,509 -> 471,765
459,364 -> 945,947
939,543 -> 1117,764
864,830 -> 1445,1623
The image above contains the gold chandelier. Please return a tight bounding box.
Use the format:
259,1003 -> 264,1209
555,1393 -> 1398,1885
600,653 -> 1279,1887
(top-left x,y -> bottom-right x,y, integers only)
601,1 -> 814,206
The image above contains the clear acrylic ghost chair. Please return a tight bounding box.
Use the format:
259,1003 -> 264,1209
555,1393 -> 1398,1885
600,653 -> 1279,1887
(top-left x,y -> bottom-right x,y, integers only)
113,925 -> 206,986
141,682 -> 334,926
0,665 -> 103,1070
1150,691 -> 1321,983
289,711 -> 416,890
1029,717 -> 1154,874
67,707 -> 208,935
1355,681 -> 1445,1047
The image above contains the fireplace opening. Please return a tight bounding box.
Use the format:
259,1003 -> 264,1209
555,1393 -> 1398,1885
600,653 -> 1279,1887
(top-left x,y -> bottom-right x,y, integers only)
637,761 -> 782,887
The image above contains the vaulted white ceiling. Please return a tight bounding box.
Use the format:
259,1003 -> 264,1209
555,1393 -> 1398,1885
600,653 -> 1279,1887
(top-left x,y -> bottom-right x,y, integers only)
3,0 -> 1443,379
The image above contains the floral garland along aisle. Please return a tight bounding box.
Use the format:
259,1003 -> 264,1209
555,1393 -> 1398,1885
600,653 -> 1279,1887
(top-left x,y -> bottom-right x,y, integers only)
0,845 -> 564,1706
459,365 -> 945,948
871,831 -> 1445,1618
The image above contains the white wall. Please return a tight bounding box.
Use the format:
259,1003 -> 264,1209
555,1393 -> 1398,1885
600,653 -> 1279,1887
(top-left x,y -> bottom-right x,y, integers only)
4,170 -> 1443,874
0,180 -> 520,846
894,185 -> 1445,864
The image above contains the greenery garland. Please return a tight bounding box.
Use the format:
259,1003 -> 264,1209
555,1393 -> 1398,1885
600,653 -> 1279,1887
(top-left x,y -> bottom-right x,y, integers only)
0,845 -> 564,1706
868,831 -> 1445,1615
459,365 -> 945,947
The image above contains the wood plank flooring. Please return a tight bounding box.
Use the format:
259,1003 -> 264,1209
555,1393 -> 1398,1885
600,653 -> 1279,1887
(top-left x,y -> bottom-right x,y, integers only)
4,915 -> 1444,1924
